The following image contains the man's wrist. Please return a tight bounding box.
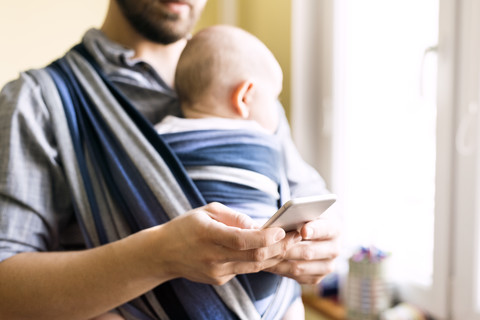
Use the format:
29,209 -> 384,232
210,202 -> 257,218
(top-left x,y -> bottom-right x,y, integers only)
112,224 -> 177,285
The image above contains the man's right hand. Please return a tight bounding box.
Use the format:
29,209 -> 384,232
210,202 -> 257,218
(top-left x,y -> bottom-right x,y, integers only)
0,202 -> 301,320
139,202 -> 302,285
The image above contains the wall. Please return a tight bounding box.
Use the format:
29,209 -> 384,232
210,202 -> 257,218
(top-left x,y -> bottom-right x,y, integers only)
237,0 -> 292,118
0,1 -> 291,118
0,0 -> 108,87
196,0 -> 292,118
195,0 -> 222,30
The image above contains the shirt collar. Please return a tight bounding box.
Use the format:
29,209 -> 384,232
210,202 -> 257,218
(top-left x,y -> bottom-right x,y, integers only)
82,28 -> 136,68
81,28 -> 175,95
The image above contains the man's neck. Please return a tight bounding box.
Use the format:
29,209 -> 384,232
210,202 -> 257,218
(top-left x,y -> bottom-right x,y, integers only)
131,40 -> 187,88
100,1 -> 186,88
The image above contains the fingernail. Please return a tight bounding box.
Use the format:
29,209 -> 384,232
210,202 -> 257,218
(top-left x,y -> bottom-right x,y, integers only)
304,227 -> 312,239
275,230 -> 286,241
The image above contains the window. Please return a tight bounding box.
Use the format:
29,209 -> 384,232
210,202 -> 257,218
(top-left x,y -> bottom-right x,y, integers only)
290,0 -> 480,318
332,0 -> 439,288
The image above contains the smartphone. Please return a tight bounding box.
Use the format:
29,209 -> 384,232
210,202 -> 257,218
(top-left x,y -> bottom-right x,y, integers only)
261,194 -> 337,232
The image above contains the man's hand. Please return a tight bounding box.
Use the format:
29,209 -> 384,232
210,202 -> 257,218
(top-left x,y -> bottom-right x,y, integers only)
144,202 -> 302,285
265,215 -> 340,284
0,203 -> 301,320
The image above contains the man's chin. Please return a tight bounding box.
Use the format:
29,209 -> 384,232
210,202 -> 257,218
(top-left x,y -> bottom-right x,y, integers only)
140,25 -> 189,44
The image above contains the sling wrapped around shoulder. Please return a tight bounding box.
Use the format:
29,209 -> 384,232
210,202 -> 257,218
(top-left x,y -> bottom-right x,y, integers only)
27,44 -> 297,320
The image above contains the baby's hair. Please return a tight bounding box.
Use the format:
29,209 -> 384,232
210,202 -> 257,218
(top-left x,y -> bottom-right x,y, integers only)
175,25 -> 281,107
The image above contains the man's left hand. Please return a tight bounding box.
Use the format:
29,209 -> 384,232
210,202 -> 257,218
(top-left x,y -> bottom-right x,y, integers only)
264,216 -> 340,284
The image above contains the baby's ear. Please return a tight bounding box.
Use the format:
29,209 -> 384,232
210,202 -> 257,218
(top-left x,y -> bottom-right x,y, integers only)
231,80 -> 255,118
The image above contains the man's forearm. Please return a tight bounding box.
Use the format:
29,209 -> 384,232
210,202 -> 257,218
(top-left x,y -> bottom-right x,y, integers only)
0,228 -> 168,320
0,204 -> 296,320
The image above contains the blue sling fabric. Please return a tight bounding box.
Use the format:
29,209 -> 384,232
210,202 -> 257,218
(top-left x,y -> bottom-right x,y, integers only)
160,128 -> 284,315
160,129 -> 282,215
46,44 -> 239,320
160,129 -> 281,181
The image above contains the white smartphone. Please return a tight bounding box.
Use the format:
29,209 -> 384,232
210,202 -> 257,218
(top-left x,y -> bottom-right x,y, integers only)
261,194 -> 337,232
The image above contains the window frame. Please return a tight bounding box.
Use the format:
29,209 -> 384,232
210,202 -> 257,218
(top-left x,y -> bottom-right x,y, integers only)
449,0 -> 480,318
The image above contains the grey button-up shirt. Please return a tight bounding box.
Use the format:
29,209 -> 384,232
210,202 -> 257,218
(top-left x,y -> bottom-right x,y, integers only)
0,29 -> 327,262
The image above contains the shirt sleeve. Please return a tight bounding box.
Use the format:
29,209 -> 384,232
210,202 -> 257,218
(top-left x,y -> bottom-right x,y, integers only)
0,72 -> 73,262
275,103 -> 330,198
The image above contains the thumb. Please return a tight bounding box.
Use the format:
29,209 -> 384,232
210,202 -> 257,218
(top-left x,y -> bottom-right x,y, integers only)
203,202 -> 256,229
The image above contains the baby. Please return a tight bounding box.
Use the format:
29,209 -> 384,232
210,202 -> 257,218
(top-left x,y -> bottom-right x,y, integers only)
156,25 -> 304,320
95,24 -> 303,320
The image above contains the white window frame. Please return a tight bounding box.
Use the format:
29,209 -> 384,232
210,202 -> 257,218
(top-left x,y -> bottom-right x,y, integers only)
450,0 -> 480,318
394,0 -> 455,317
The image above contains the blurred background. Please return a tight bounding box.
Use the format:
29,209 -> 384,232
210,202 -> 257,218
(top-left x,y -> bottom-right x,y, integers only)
2,1 -> 480,319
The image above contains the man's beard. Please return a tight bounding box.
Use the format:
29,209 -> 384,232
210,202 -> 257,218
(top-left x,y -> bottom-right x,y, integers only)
116,0 -> 197,44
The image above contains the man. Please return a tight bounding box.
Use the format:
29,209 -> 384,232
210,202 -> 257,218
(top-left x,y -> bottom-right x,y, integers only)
0,1 -> 340,319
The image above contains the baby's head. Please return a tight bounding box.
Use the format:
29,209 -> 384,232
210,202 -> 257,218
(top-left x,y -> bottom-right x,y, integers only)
174,25 -> 282,133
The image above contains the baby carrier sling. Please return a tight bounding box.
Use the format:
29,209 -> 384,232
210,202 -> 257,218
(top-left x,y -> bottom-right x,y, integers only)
27,43 -> 297,320
159,127 -> 283,219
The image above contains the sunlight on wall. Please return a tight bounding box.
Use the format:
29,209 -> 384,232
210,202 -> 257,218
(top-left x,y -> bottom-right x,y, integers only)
0,0 -> 291,118
0,0 -> 108,87
197,0 -> 293,118
195,0 -> 222,30
237,0 -> 292,117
